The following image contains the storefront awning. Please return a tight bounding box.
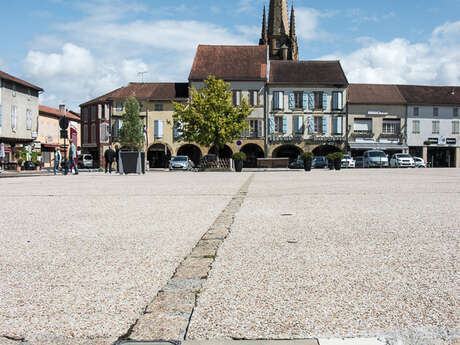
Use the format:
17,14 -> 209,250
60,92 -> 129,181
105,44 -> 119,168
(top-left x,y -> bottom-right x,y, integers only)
42,144 -> 59,149
349,143 -> 408,151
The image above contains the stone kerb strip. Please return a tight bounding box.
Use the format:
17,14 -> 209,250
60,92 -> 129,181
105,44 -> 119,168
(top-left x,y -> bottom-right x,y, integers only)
118,174 -> 254,343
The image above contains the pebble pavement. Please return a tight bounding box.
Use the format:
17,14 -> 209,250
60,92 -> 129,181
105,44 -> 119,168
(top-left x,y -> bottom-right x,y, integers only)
0,172 -> 249,343
187,169 -> 460,344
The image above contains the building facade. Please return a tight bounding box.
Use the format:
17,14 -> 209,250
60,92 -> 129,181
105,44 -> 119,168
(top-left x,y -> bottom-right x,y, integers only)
347,84 -> 408,157
38,105 -> 81,168
0,70 -> 43,169
266,60 -> 348,161
400,85 -> 460,168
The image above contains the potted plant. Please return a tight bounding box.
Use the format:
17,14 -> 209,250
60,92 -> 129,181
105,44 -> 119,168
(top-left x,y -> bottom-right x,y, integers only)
118,97 -> 146,174
32,152 -> 41,171
14,149 -> 27,172
423,140 -> 432,146
334,152 -> 343,170
300,152 -> 314,171
232,152 -> 246,172
327,153 -> 335,170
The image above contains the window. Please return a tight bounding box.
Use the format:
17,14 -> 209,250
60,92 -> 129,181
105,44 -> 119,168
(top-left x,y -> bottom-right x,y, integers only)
412,120 -> 420,134
332,91 -> 343,110
12,84 -> 16,97
100,123 -> 110,143
274,116 -> 285,133
353,118 -> 372,133
154,120 -> 164,139
82,107 -> 88,122
91,123 -> 96,143
154,104 -> 164,111
332,116 -> 343,134
40,121 -> 44,136
314,92 -> 323,109
116,103 -> 123,112
26,109 -> 32,130
293,116 -> 304,134
11,106 -> 17,132
413,107 -> 419,116
314,116 -> 323,133
83,124 -> 88,144
91,106 -> 96,121
294,92 -> 303,109
454,108 -> 458,117
433,107 -> 439,117
249,90 -> 259,106
432,120 -> 440,134
273,91 -> 284,110
453,121 -> 460,135
249,120 -> 263,137
232,90 -> 242,106
382,119 -> 401,135
112,119 -> 123,138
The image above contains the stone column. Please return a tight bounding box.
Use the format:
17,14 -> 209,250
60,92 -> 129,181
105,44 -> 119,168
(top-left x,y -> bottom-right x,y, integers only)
423,146 -> 428,163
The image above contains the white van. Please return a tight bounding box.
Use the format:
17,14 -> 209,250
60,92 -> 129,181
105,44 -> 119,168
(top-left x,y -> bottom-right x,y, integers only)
78,154 -> 93,169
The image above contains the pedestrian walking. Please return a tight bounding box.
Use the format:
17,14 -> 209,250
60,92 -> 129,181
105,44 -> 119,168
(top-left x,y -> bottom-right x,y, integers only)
67,142 -> 79,175
104,147 -> 116,173
115,145 -> 120,173
54,149 -> 62,175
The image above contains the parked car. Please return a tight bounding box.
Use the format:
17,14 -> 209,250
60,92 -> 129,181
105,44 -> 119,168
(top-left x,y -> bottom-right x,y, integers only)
413,156 -> 426,168
169,155 -> 193,171
390,153 -> 416,168
312,156 -> 328,169
23,161 -> 36,171
77,154 -> 93,169
363,150 -> 389,168
341,154 -> 355,168
289,155 -> 304,169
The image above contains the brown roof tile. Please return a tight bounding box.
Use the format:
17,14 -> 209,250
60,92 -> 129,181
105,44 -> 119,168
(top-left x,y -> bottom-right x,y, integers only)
189,45 -> 268,81
39,105 -> 81,121
348,84 -> 406,104
269,60 -> 348,86
0,69 -> 43,91
80,82 -> 189,106
397,85 -> 460,105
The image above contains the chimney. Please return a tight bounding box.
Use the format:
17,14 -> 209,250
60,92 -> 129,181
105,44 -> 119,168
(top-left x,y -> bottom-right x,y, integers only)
59,104 -> 66,115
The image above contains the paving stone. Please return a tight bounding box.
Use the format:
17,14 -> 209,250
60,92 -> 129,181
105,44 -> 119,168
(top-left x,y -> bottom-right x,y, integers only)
24,337 -> 116,345
164,278 -> 204,292
318,339 -> 384,345
202,227 -> 231,240
183,340 -> 319,345
0,338 -> 22,345
174,257 -> 214,280
191,240 -> 222,257
130,313 -> 189,341
119,342 -> 174,345
145,290 -> 195,315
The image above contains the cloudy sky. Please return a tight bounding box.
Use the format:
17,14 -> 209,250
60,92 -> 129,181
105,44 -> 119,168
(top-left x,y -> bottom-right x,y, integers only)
1,0 -> 459,111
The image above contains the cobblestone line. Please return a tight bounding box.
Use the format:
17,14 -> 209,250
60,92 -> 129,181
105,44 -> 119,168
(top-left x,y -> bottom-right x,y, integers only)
119,174 -> 255,344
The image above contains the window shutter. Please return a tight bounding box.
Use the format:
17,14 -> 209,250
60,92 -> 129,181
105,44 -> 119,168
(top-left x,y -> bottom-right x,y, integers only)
269,116 -> 275,134
282,116 -> 287,134
336,117 -> 343,134
308,117 -> 314,134
257,120 -> 263,137
338,92 -> 343,110
332,117 -> 337,133
158,120 -> 164,138
322,92 -> 328,110
273,92 -> 279,110
322,115 -> 328,133
279,92 -> 284,110
289,93 -> 295,109
294,116 -> 299,133
303,93 -> 308,109
154,120 -> 159,138
332,92 -> 338,110
309,92 -> 314,110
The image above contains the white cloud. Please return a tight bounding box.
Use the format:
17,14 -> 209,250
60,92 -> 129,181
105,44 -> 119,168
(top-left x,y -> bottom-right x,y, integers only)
295,8 -> 331,41
321,21 -> 460,86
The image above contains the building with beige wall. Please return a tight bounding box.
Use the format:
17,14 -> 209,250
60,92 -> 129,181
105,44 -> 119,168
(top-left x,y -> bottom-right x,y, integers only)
38,105 -> 81,168
0,70 -> 42,169
347,84 -> 408,158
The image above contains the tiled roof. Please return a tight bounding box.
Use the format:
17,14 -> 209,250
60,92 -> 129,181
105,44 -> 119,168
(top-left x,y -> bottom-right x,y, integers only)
189,45 -> 268,81
80,82 -> 189,106
397,85 -> 460,105
348,84 -> 406,104
269,60 -> 348,85
0,69 -> 43,91
39,105 -> 81,121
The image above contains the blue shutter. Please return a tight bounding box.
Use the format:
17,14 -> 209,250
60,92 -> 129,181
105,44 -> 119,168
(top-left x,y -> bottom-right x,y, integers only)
332,92 -> 338,110
309,92 -> 314,110
279,92 -> 284,110
273,92 -> 279,110
309,117 -> 314,134
282,116 -> 287,134
269,116 -> 275,134
154,120 -> 159,138
336,116 -> 343,134
289,93 -> 294,109
294,116 -> 299,133
322,116 -> 328,133
158,120 -> 164,138
322,92 -> 328,110
303,93 -> 308,109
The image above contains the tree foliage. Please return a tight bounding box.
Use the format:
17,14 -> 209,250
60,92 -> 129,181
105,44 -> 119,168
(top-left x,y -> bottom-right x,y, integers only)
119,96 -> 145,151
172,76 -> 251,154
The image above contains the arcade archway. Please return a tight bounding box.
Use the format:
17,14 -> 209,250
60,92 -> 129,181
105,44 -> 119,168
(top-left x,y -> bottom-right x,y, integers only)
312,145 -> 341,157
177,144 -> 202,166
272,145 -> 302,163
241,144 -> 264,168
209,145 -> 233,159
148,143 -> 171,168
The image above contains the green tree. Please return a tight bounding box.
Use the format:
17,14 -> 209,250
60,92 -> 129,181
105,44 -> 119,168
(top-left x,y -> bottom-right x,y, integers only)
172,76 -> 251,156
119,96 -> 145,151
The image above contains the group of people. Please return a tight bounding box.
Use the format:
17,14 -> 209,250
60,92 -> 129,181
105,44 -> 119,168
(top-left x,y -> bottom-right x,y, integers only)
53,142 -> 79,175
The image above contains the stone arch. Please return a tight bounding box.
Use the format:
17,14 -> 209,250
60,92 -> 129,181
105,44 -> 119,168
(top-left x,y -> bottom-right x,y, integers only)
177,144 -> 203,166
312,145 -> 341,157
272,144 -> 303,163
209,145 -> 233,159
148,143 -> 172,168
240,143 -> 264,168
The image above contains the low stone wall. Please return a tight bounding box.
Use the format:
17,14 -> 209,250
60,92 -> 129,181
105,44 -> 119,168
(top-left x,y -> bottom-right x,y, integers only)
257,158 -> 289,168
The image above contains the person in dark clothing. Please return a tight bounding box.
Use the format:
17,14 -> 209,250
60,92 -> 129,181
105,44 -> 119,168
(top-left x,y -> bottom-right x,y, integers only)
104,147 -> 116,173
115,145 -> 120,173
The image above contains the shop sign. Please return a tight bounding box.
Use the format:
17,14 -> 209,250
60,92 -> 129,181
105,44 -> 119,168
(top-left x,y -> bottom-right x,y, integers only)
368,111 -> 389,115
428,137 -> 439,144
269,134 -> 303,143
439,136 -> 447,145
446,138 -> 457,145
309,135 -> 345,144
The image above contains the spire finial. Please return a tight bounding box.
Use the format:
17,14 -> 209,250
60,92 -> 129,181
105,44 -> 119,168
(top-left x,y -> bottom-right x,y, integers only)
259,5 -> 268,45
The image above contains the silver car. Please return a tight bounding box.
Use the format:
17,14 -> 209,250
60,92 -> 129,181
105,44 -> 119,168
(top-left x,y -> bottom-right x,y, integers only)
363,150 -> 389,168
169,156 -> 194,171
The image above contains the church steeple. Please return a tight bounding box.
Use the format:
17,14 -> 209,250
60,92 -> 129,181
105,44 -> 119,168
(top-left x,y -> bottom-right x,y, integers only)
263,0 -> 298,61
259,6 -> 268,45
